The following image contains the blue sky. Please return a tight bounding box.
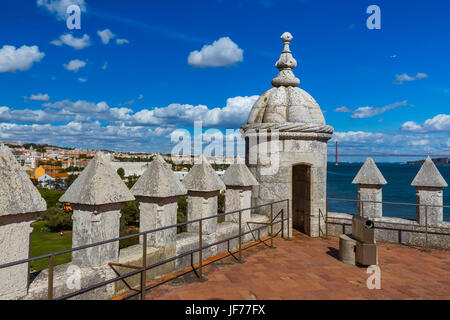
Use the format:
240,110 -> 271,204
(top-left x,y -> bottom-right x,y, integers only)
0,0 -> 449,160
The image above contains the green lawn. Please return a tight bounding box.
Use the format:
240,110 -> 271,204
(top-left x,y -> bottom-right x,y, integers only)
30,221 -> 72,271
30,221 -> 139,271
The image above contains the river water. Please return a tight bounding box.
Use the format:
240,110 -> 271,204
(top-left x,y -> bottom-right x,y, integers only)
327,162 -> 450,221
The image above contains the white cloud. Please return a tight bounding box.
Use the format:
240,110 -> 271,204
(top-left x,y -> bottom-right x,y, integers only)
133,95 -> 258,127
116,38 -> 129,45
394,72 -> 428,84
51,33 -> 91,50
37,0 -> 86,20
97,29 -> 115,45
102,62 -> 108,70
401,114 -> 450,133
78,77 -> 87,83
138,94 -> 144,100
351,101 -> 409,119
334,106 -> 352,113
0,45 -> 45,73
25,93 -> 50,101
188,37 -> 243,68
331,130 -> 448,156
63,59 -> 86,72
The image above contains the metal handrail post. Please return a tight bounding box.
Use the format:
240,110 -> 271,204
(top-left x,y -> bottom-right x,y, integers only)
325,198 -> 329,239
48,254 -> 54,300
238,210 -> 243,262
281,209 -> 284,239
422,206 -> 432,253
198,219 -> 203,279
287,199 -> 291,240
270,203 -> 274,248
141,233 -> 147,300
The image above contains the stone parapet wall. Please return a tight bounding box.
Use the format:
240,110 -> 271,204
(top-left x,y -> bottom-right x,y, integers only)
326,212 -> 450,250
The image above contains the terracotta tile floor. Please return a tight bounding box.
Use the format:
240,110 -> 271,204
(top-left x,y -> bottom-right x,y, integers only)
140,230 -> 450,300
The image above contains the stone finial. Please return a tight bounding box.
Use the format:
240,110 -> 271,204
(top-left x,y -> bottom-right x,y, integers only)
182,155 -> 226,192
0,145 -> 46,215
411,157 -> 448,188
352,158 -> 387,185
131,155 -> 187,197
271,32 -> 300,88
222,163 -> 259,187
60,152 -> 134,205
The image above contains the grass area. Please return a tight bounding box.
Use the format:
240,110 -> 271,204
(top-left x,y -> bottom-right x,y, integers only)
30,222 -> 140,270
30,221 -> 72,271
119,226 -> 139,249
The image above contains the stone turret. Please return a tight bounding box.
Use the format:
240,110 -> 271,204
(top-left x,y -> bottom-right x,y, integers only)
352,158 -> 387,218
0,145 -> 47,299
131,155 -> 187,247
222,163 -> 258,224
411,157 -> 448,225
241,32 -> 333,237
60,152 -> 134,266
183,155 -> 225,235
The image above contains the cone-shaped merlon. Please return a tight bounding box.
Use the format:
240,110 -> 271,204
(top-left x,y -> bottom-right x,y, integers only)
0,145 -> 46,215
60,152 -> 135,205
411,157 -> 448,188
222,164 -> 259,187
182,155 -> 226,192
352,158 -> 387,185
131,155 -> 187,197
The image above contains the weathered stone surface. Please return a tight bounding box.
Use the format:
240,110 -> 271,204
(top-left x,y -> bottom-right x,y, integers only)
352,158 -> 387,185
186,192 -> 218,235
71,203 -> 122,266
225,188 -> 252,224
411,157 -> 448,188
131,155 -> 187,198
114,243 -> 176,295
415,187 -> 444,225
25,263 -> 116,300
357,185 -> 383,218
0,216 -> 35,299
222,164 -> 258,187
138,199 -> 178,247
183,155 -> 225,192
60,152 -> 134,205
0,145 -> 46,215
339,234 -> 356,265
0,145 -> 46,300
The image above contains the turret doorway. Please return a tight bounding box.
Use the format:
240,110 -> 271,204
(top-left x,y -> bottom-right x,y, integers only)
292,164 -> 311,233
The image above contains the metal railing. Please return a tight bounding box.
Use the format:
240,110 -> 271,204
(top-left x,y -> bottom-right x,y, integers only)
320,197 -> 450,251
0,199 -> 290,300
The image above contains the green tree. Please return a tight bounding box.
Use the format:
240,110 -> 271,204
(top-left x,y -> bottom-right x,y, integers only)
42,207 -> 73,231
117,167 -> 125,179
177,196 -> 187,233
66,174 -> 77,189
120,201 -> 140,231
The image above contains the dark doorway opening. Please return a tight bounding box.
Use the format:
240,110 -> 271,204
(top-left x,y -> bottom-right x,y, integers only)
292,164 -> 311,233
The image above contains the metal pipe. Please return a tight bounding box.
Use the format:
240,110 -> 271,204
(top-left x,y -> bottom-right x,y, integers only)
238,210 -> 242,262
199,219 -> 203,279
325,198 -> 329,238
270,203 -> 273,248
141,233 -> 147,300
48,254 -> 54,300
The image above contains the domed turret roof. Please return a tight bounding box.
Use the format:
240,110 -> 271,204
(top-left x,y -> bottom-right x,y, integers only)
246,32 -> 326,126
